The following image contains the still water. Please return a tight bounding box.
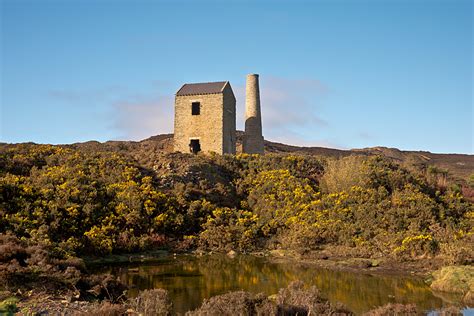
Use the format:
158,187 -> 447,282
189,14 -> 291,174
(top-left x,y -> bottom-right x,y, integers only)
94,254 -> 468,315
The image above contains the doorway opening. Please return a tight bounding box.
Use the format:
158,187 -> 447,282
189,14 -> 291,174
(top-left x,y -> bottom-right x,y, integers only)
189,139 -> 201,154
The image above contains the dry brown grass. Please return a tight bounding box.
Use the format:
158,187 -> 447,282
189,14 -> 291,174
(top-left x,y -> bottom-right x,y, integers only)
363,303 -> 419,315
187,281 -> 352,316
128,288 -> 173,316
86,301 -> 127,316
431,266 -> 474,304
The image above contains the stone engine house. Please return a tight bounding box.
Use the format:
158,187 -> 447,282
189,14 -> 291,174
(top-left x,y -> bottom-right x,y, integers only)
174,81 -> 236,154
174,74 -> 263,155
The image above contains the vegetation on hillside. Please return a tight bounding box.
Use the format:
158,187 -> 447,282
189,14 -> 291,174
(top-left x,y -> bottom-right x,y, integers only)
0,142 -> 472,313
1,143 -> 472,262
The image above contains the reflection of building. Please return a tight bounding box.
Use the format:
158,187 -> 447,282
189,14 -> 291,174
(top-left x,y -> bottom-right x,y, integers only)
173,74 -> 264,155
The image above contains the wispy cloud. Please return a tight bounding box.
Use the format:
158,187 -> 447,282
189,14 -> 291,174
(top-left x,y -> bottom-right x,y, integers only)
235,76 -> 331,147
111,94 -> 174,141
48,76 -> 335,146
110,76 -> 332,145
48,84 -> 175,141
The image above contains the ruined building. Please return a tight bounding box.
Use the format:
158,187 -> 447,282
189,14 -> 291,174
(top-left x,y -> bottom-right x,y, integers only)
174,81 -> 236,154
173,74 -> 264,155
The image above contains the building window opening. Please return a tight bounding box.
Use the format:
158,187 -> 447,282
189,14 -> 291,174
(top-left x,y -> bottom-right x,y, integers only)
192,102 -> 200,115
189,139 -> 201,154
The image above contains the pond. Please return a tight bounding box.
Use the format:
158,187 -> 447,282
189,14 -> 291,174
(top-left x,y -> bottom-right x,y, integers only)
93,254 -> 469,315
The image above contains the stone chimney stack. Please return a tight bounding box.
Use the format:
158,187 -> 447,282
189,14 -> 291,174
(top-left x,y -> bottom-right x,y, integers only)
243,74 -> 264,154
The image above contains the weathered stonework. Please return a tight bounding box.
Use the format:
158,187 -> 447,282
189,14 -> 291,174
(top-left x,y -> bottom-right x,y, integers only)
173,81 -> 236,154
243,74 -> 264,154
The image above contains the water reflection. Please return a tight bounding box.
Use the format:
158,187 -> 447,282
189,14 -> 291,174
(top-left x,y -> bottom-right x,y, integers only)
93,254 -> 465,315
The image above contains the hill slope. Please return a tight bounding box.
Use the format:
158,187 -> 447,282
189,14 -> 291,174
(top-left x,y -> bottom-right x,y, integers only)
65,132 -> 473,183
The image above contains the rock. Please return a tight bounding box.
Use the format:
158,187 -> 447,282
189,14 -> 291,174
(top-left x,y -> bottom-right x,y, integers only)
227,250 -> 237,258
270,249 -> 287,257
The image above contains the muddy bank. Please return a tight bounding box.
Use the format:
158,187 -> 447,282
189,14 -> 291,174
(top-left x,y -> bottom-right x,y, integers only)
261,249 -> 444,276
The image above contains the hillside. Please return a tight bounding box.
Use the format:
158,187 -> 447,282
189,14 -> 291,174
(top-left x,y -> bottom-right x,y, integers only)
62,132 -> 473,183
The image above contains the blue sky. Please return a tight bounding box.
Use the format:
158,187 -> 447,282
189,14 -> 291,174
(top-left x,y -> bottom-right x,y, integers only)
1,0 -> 472,153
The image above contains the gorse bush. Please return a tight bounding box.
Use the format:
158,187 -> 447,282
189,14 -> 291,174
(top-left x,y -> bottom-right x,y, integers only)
198,208 -> 261,252
0,143 -> 472,264
240,169 -> 318,235
1,147 -> 185,255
